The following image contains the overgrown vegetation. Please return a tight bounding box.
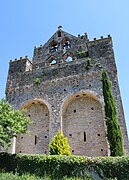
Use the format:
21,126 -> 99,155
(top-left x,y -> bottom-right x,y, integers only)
0,99 -> 30,150
41,70 -> 47,76
49,130 -> 71,155
85,58 -> 93,70
34,78 -> 41,85
101,70 -> 124,156
0,153 -> 129,180
75,51 -> 88,59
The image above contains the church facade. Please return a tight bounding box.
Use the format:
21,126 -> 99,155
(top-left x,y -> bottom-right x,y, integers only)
6,26 -> 129,156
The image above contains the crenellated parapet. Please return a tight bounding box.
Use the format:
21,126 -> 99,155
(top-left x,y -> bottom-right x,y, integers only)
9,56 -> 32,74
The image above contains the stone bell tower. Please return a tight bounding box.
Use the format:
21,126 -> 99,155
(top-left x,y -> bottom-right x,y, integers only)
6,26 -> 129,156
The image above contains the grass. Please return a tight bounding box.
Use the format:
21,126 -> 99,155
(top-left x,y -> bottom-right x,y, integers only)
0,172 -> 92,180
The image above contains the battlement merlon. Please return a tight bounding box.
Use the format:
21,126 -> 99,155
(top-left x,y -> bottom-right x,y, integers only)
8,56 -> 32,74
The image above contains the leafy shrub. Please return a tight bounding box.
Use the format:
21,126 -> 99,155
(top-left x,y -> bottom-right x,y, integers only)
49,130 -> 71,155
0,153 -> 129,179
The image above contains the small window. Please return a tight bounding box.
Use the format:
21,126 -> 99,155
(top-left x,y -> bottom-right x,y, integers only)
50,60 -> 57,65
91,107 -> 94,110
84,131 -> 86,142
45,136 -> 47,138
69,134 -> 72,137
74,110 -> 76,113
72,150 -> 74,153
35,135 -> 37,145
65,56 -> 73,62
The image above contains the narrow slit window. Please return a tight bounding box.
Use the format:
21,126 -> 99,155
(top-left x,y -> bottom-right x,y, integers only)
84,131 -> 86,142
35,135 -> 37,145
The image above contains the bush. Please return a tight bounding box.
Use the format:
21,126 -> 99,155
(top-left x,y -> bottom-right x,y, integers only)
49,130 -> 71,155
1,153 -> 129,179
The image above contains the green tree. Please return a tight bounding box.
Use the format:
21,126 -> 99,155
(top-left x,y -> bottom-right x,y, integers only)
49,130 -> 71,155
0,98 -> 30,149
101,70 -> 124,156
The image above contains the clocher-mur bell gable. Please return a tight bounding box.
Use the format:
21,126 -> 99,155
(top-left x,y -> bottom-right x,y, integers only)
5,26 -> 129,156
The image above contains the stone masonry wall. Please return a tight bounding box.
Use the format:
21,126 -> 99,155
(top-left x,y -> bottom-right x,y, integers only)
5,35 -> 129,155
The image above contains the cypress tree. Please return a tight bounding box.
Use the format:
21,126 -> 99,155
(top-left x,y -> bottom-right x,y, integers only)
101,69 -> 124,156
49,130 -> 71,155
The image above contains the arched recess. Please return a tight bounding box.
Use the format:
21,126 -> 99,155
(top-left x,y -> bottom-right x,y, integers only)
61,92 -> 108,157
16,99 -> 50,154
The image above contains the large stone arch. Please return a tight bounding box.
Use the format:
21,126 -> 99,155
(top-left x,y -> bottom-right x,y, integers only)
61,91 -> 109,157
16,98 -> 51,154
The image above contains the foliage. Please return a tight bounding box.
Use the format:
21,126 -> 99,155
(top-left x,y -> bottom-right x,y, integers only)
0,98 -> 30,149
85,58 -> 93,70
76,51 -> 88,59
1,153 -> 129,180
49,130 -> 71,155
34,78 -> 41,85
41,70 -> 46,76
0,172 -> 43,180
0,172 -> 92,180
101,70 -> 124,156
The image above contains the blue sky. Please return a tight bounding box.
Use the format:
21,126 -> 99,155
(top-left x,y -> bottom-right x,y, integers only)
0,0 -> 129,135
